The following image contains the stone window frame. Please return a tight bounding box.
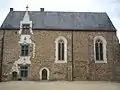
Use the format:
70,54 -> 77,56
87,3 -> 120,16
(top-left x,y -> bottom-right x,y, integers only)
39,67 -> 50,80
20,44 -> 29,56
20,65 -> 28,78
94,36 -> 107,63
21,24 -> 30,35
55,36 -> 67,63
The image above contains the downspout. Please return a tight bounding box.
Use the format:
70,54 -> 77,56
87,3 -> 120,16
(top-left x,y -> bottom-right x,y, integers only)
71,30 -> 73,81
0,30 -> 5,82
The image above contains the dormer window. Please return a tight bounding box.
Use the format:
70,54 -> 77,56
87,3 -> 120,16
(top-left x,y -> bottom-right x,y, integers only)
22,24 -> 30,34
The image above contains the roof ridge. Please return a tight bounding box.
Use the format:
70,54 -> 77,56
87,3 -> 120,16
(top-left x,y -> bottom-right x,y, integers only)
11,11 -> 107,14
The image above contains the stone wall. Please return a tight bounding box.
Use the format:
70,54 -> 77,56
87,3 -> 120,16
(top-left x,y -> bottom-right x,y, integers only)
0,30 -> 119,81
1,30 -> 20,81
29,30 -> 72,81
72,31 -> 118,81
0,31 -> 3,81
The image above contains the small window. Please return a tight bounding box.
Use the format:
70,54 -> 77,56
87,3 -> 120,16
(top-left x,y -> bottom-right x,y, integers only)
20,65 -> 28,77
21,44 -> 29,56
58,40 -> 64,60
95,39 -> 103,61
22,24 -> 30,34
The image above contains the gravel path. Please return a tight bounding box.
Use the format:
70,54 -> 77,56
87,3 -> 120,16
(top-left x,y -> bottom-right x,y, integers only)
0,81 -> 120,90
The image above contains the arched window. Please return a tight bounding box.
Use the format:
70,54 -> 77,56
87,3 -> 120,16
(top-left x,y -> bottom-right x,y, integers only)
95,39 -> 103,60
58,39 -> 64,60
94,36 -> 107,63
55,36 -> 67,63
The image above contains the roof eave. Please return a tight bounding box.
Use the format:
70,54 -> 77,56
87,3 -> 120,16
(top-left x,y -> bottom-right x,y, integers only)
0,27 -> 116,32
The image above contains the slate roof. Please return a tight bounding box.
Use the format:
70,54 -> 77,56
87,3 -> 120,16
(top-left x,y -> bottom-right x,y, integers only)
0,11 -> 116,30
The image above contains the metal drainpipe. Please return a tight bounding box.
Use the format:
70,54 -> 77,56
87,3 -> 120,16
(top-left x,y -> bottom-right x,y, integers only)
0,30 -> 5,82
71,30 -> 73,81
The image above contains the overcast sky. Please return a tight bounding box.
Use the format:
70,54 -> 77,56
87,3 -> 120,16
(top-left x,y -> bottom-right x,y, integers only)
0,0 -> 120,39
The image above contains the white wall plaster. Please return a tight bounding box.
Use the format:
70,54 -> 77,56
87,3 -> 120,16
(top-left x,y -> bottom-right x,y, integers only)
19,35 -> 32,44
17,56 -> 31,65
32,41 -> 36,58
11,61 -> 19,74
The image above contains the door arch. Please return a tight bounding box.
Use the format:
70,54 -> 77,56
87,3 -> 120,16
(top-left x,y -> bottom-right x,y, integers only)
12,71 -> 17,80
39,67 -> 50,80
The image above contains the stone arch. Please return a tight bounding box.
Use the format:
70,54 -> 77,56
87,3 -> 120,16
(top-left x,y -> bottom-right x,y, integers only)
94,36 -> 107,63
12,71 -> 17,80
55,36 -> 67,63
39,67 -> 50,80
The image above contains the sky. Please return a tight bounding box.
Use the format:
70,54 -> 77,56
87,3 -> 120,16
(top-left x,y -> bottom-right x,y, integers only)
0,0 -> 120,40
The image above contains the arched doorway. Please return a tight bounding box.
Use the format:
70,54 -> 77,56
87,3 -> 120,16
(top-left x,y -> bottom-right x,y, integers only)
40,67 -> 49,80
12,71 -> 17,80
42,69 -> 47,80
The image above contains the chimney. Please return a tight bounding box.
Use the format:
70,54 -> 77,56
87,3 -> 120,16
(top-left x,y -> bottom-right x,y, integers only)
10,8 -> 13,12
40,8 -> 44,12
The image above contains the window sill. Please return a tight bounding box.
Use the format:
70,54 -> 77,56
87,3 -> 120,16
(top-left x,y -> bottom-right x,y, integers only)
95,60 -> 107,63
55,60 -> 67,63
20,56 -> 30,57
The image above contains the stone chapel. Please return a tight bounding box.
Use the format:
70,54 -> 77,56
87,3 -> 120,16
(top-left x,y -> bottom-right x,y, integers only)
0,7 -> 120,81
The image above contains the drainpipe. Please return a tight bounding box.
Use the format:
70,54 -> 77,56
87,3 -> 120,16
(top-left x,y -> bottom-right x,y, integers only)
0,30 -> 5,82
71,30 -> 73,81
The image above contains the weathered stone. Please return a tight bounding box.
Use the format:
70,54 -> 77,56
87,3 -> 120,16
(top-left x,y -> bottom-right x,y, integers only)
0,30 -> 119,81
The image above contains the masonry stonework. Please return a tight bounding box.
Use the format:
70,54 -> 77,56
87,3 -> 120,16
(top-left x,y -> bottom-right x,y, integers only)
1,30 -> 119,81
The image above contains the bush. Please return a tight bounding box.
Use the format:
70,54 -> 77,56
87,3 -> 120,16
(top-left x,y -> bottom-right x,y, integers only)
18,78 -> 22,81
